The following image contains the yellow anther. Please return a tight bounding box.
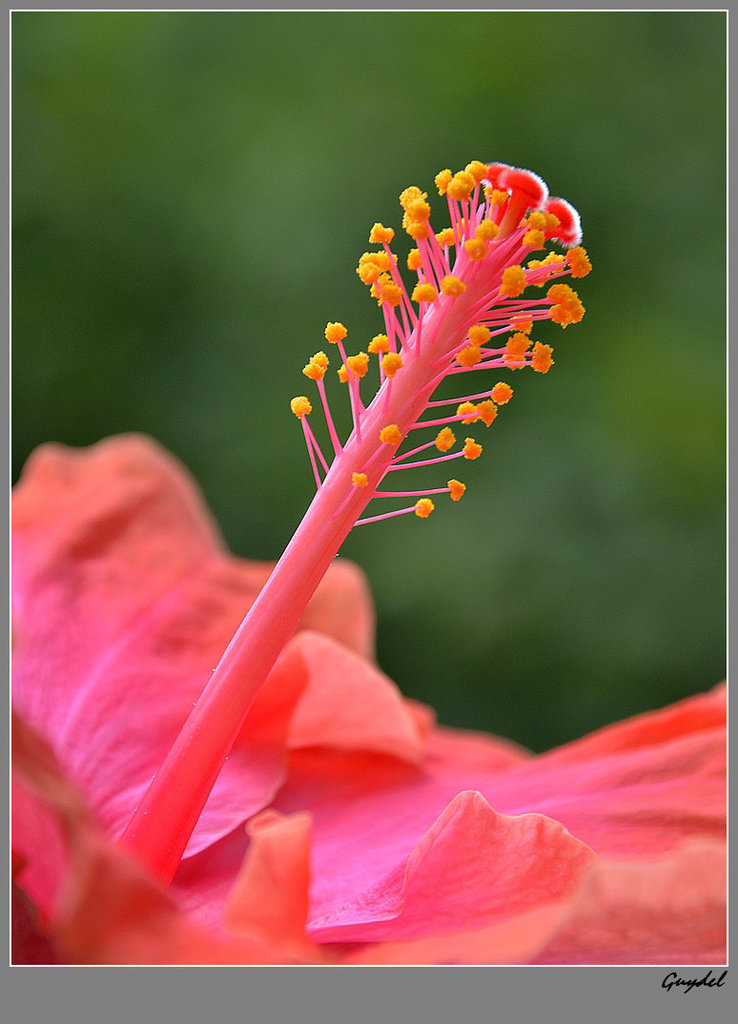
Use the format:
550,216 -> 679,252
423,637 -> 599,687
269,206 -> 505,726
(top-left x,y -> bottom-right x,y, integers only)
465,160 -> 489,183
531,342 -> 554,373
325,321 -> 348,344
446,171 -> 475,201
456,345 -> 482,368
547,283 -> 585,326
380,424 -> 402,445
382,284 -> 404,307
346,352 -> 370,378
475,218 -> 499,241
290,396 -> 312,418
522,228 -> 545,249
302,362 -> 325,381
356,250 -> 391,285
374,275 -> 403,306
527,211 -> 547,230
499,265 -> 527,297
414,498 -> 435,518
352,472 -> 369,487
463,437 -> 483,460
356,261 -> 383,286
337,364 -> 348,383
405,198 -> 431,222
436,227 -> 456,248
504,332 -> 532,366
567,246 -> 592,278
447,479 -> 466,502
490,381 -> 513,404
464,237 -> 487,261
369,223 -> 395,245
407,249 -> 422,271
506,332 -> 532,355
476,399 -> 498,426
486,188 -> 509,206
435,426 -> 456,452
302,350 -> 329,380
412,282 -> 438,304
399,186 -> 426,210
370,250 -> 391,269
528,252 -> 566,271
468,325 -> 491,346
381,352 -> 404,378
544,211 -> 561,231
435,168 -> 453,195
404,218 -> 430,240
457,401 -> 479,423
368,333 -> 390,354
511,318 -> 533,335
441,275 -> 466,297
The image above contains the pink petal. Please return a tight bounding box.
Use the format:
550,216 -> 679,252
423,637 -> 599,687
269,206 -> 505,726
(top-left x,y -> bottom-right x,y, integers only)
190,628 -> 425,855
12,435 -> 375,855
183,633 -> 309,855
537,683 -> 726,764
12,713 -> 300,964
285,631 -> 424,762
169,751 -> 422,932
171,632 -> 429,918
532,840 -> 726,964
11,712 -> 327,958
306,791 -> 596,943
272,685 -> 723,895
12,435 -> 726,965
424,723 -> 531,773
224,810 -> 321,962
260,687 -> 724,953
342,904 -> 566,965
421,686 -> 726,858
295,560 -> 375,661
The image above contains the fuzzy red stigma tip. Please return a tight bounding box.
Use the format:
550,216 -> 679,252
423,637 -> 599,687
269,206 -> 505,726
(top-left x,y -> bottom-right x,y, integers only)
544,197 -> 582,248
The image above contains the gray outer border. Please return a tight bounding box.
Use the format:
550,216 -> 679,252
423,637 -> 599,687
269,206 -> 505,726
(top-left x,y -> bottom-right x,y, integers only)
4,4 -> 730,1023
1,967 -> 734,1024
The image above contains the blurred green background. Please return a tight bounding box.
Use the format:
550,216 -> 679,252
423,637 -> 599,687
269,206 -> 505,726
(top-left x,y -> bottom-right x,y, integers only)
12,11 -> 725,751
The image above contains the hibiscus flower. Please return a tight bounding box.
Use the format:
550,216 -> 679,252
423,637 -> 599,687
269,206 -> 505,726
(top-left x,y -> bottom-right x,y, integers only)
12,435 -> 726,965
11,161 -> 725,964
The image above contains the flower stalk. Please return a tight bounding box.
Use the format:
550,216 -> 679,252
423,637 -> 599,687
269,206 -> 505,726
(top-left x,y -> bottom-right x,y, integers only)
119,161 -> 591,883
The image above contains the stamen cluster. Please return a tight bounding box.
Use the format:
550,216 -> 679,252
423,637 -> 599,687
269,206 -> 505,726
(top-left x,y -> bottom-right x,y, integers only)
292,161 -> 591,526
118,160 -> 592,883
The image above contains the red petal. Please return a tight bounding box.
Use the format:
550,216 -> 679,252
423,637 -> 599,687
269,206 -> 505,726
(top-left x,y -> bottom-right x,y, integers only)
12,882 -> 59,964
